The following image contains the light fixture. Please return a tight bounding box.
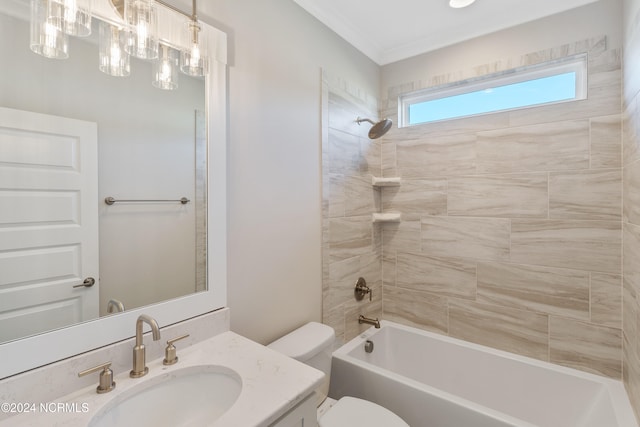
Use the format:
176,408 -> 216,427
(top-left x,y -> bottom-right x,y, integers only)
28,0 -> 208,88
108,0 -> 208,76
48,0 -> 92,37
449,0 -> 476,8
98,21 -> 130,77
153,44 -> 179,90
125,0 -> 159,60
30,0 -> 69,59
180,19 -> 207,77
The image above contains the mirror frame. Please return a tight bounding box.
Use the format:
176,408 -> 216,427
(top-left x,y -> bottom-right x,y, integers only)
0,1 -> 228,379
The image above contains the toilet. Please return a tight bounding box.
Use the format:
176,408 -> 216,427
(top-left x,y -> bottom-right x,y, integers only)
268,322 -> 409,427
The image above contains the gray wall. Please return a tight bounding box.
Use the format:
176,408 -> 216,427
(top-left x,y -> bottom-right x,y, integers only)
176,0 -> 380,344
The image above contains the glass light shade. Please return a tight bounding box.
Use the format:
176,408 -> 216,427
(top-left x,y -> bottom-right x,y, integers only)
99,22 -> 130,77
125,0 -> 159,60
153,45 -> 179,90
49,0 -> 92,37
180,20 -> 208,77
30,0 -> 69,59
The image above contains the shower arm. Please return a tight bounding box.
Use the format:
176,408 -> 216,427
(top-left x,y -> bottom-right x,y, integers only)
356,117 -> 376,126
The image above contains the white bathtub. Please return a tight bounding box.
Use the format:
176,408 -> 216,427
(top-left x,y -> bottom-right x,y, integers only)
329,321 -> 638,427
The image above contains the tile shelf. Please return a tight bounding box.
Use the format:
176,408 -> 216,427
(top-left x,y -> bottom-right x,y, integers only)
372,176 -> 401,187
372,212 -> 401,223
372,176 -> 401,223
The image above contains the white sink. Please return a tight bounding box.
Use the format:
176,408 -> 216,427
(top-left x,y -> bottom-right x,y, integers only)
88,365 -> 242,427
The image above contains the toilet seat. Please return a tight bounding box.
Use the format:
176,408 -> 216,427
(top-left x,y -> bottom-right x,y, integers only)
318,396 -> 409,427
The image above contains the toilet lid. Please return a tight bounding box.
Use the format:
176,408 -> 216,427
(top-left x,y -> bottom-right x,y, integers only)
319,397 -> 409,427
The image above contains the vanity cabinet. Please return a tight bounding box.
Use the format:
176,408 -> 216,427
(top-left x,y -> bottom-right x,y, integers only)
269,393 -> 317,427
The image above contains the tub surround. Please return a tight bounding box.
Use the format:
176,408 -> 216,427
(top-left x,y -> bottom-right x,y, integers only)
322,35 -> 625,380
0,309 -> 324,426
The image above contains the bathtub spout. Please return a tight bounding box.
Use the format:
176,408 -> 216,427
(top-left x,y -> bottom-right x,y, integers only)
359,315 -> 381,328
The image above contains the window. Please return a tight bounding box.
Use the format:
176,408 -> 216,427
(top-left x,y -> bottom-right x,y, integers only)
399,54 -> 587,127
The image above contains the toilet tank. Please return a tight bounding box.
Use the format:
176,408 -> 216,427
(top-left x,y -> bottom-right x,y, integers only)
268,322 -> 335,405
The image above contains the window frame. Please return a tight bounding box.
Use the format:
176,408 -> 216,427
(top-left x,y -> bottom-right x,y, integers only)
398,53 -> 588,128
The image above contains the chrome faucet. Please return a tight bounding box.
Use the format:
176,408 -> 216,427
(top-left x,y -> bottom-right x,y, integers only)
130,314 -> 161,378
106,298 -> 125,314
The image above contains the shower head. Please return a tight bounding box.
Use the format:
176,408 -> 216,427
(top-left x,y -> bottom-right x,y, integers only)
356,117 -> 393,139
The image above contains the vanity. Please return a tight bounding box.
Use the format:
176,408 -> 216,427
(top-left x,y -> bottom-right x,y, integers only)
0,1 -> 322,425
0,311 -> 324,427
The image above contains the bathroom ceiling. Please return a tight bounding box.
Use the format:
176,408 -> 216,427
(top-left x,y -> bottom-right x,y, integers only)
293,0 -> 600,65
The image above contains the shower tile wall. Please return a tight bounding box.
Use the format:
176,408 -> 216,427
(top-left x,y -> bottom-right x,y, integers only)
375,36 -> 623,378
623,0 -> 640,417
322,72 -> 383,343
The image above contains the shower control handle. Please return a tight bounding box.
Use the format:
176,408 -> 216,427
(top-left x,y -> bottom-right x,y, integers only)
354,277 -> 372,301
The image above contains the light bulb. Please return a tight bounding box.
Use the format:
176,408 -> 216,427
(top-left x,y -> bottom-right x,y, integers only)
30,0 -> 69,59
153,44 -> 179,90
99,22 -> 130,77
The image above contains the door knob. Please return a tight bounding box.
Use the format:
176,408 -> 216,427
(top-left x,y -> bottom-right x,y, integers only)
73,277 -> 96,288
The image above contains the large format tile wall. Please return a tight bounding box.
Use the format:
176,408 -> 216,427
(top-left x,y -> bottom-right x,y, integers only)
321,72 -> 383,343
375,36 -> 623,378
623,0 -> 640,417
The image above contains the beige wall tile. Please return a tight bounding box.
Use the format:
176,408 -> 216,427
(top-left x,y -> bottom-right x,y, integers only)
549,317 -> 622,378
383,253 -> 396,287
591,273 -> 622,329
591,115 -> 622,169
549,169 -> 622,220
623,276 -> 638,358
381,142 -> 397,177
623,223 -> 640,323
323,304 -> 346,345
360,138 -> 381,175
328,174 -> 346,218
477,262 -> 589,320
397,134 -> 476,177
624,159 -> 640,226
421,216 -> 510,261
382,178 -> 447,221
345,175 -> 378,217
476,120 -> 590,174
449,299 -> 549,360
397,111 -> 511,139
510,219 -> 621,273
396,252 -> 476,299
623,97 -> 640,166
328,216 -> 373,262
328,128 -> 361,174
624,28 -> 640,416
448,173 -> 548,218
382,287 -> 448,334
382,221 -> 421,255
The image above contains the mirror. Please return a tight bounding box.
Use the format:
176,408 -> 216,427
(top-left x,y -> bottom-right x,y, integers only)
0,0 -> 228,379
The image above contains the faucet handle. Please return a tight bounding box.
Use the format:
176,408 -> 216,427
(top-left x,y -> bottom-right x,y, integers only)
163,334 -> 190,365
354,277 -> 372,301
78,362 -> 116,394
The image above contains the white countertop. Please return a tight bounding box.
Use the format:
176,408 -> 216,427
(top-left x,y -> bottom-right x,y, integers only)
0,331 -> 325,427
